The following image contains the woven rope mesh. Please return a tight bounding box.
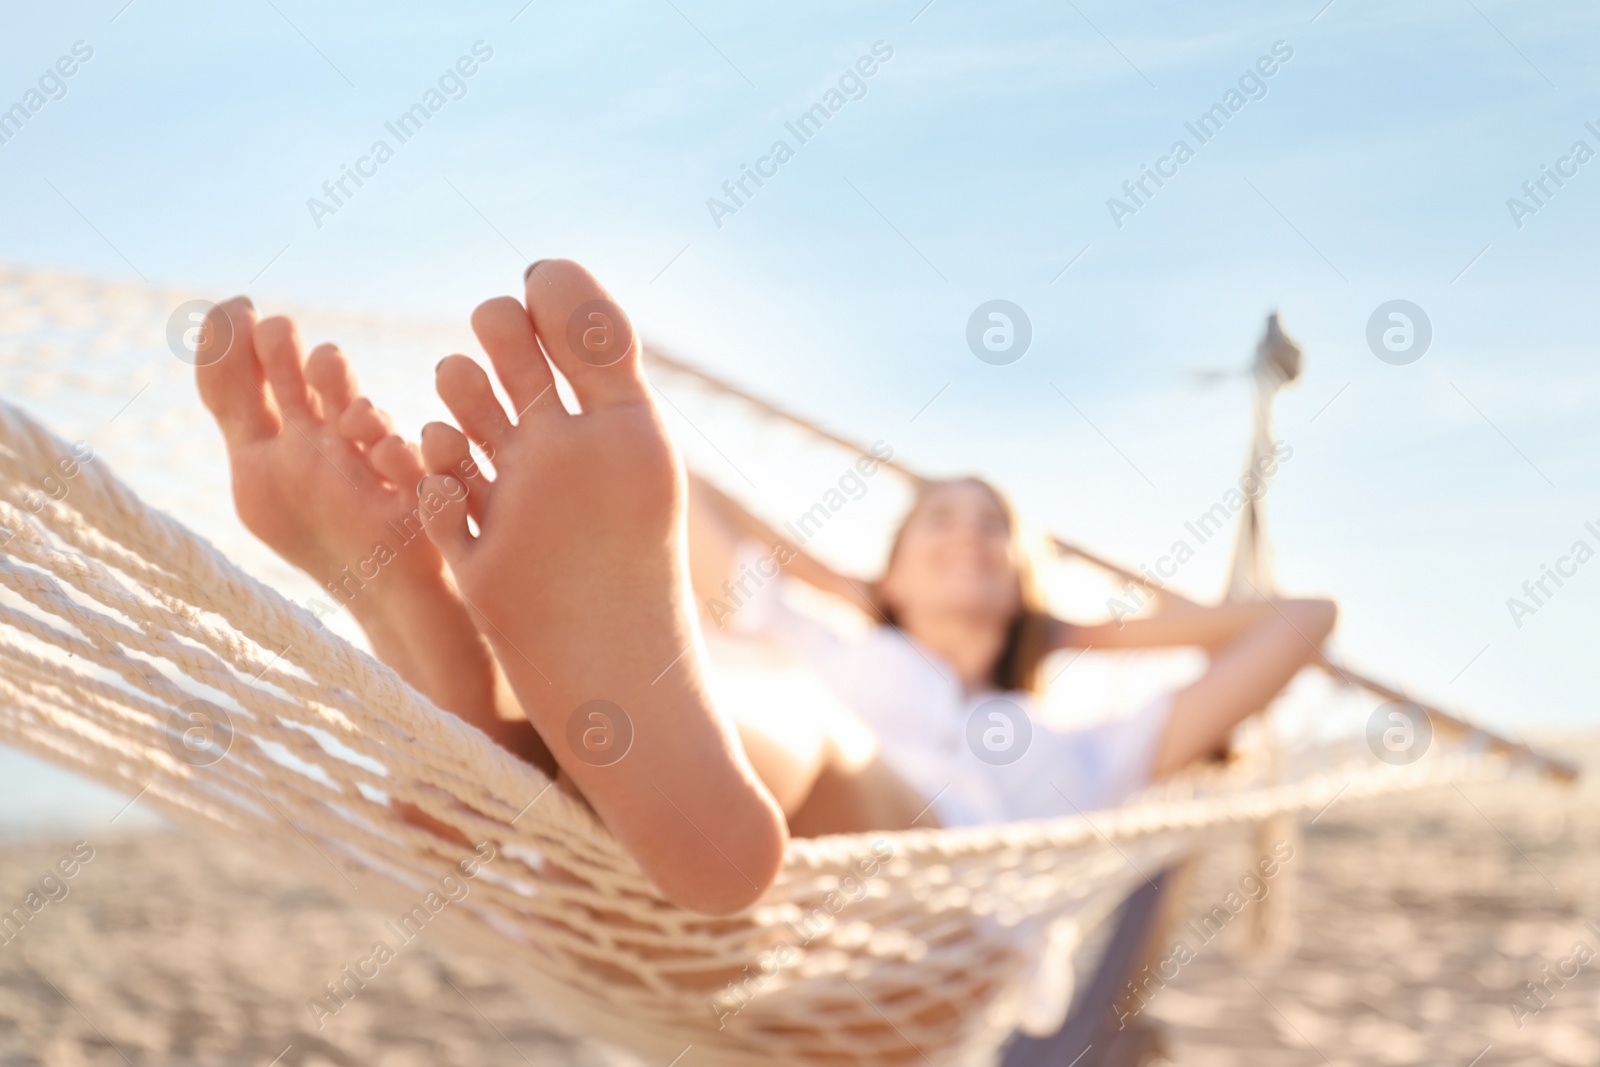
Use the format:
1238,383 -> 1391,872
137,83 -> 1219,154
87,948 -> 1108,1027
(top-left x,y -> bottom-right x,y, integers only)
0,265 -> 1515,1066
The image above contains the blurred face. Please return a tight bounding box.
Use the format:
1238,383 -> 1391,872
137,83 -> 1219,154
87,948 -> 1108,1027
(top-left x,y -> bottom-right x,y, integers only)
881,480 -> 1022,626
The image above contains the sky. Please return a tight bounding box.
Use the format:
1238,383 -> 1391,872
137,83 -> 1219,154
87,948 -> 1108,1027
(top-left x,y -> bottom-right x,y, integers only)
1,0 -> 1597,775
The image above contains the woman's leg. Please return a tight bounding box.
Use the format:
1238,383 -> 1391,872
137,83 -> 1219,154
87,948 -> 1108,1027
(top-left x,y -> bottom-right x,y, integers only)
786,755 -> 937,836
717,676 -> 935,835
686,478 -> 934,834
1148,598 -> 1336,779
418,263 -> 786,915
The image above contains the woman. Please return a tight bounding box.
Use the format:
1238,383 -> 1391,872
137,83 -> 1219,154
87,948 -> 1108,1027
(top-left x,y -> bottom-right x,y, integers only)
193,258 -> 1333,914
687,473 -> 1337,836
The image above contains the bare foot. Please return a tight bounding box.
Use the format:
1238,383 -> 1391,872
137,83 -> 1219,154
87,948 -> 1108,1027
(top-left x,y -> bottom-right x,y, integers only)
419,260 -> 786,914
195,300 -> 442,594
193,299 -> 541,764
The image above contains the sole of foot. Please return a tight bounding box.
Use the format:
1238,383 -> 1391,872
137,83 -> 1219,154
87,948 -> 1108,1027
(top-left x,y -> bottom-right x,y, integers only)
420,259 -> 786,915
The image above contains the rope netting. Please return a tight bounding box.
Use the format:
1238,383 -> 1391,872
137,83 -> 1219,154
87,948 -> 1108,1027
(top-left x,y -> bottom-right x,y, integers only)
0,266 -> 1525,1066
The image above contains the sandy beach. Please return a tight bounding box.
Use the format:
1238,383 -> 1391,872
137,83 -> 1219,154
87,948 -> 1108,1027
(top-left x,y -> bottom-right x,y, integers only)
0,737 -> 1594,1067
1145,735 -> 1599,1066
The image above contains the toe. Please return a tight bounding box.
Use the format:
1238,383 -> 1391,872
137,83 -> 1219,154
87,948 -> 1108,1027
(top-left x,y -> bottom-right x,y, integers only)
420,421 -> 475,477
254,316 -> 316,422
370,434 -> 426,489
470,297 -> 561,420
522,259 -> 647,409
338,397 -> 393,448
422,421 -> 493,519
306,343 -> 359,420
418,474 -> 474,561
196,297 -> 278,445
435,354 -> 512,447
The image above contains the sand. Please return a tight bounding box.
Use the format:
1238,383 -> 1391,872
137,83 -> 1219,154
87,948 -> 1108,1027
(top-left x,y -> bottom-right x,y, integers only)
0,738 -> 1594,1067
1139,735 -> 1600,1066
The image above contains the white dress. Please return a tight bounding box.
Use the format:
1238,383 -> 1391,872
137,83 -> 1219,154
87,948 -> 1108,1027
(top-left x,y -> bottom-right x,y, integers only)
713,568 -> 1172,828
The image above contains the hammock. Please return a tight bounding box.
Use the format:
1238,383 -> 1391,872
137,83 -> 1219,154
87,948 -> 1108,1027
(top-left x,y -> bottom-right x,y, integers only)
0,291 -> 1569,1067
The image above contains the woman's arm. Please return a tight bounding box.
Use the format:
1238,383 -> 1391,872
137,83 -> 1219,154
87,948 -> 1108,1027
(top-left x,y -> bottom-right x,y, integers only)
687,473 -> 879,619
1148,597 -> 1337,777
1052,598 -> 1335,654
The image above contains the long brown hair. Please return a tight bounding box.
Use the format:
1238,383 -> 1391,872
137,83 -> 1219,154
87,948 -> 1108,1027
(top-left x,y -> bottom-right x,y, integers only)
878,478 -> 1054,694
